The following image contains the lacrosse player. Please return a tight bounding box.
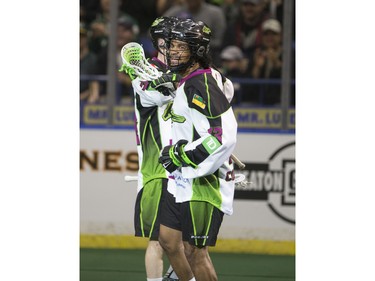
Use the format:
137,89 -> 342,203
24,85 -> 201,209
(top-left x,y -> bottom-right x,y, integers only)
157,19 -> 238,281
119,16 -> 186,281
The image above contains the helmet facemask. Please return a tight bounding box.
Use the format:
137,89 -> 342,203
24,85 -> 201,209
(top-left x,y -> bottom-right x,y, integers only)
167,19 -> 211,74
166,39 -> 197,74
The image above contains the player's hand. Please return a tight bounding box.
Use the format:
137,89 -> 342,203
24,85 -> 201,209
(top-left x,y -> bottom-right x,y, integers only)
154,85 -> 175,96
150,72 -> 182,91
159,139 -> 188,173
138,73 -> 179,96
139,80 -> 173,97
118,64 -> 137,80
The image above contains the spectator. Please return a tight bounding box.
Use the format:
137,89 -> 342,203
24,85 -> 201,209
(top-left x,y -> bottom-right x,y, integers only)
265,0 -> 296,46
89,0 -> 138,55
120,0 -> 173,58
95,17 -> 140,104
206,0 -> 224,6
250,18 -> 282,105
163,0 -> 226,64
80,0 -> 101,27
265,0 -> 283,24
221,0 -> 241,26
219,45 -> 250,104
80,24 -> 100,103
222,0 -> 269,62
120,0 -> 171,36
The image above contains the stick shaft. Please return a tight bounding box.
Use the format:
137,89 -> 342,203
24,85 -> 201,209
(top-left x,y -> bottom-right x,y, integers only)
124,175 -> 138,182
231,154 -> 246,169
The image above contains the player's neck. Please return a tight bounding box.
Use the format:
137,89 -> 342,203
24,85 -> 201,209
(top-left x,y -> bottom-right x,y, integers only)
181,62 -> 200,78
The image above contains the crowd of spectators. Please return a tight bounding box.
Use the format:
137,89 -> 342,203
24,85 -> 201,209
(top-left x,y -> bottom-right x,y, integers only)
80,0 -> 295,106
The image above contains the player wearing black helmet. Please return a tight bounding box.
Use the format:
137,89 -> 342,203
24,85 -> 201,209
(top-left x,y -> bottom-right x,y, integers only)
166,19 -> 211,74
120,16 -> 184,281
150,16 -> 179,56
157,19 -> 238,281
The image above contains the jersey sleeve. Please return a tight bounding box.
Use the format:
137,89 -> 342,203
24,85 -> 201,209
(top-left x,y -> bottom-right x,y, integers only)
132,77 -> 173,107
210,68 -> 234,103
223,78 -> 234,103
179,74 -> 237,178
181,108 -> 237,178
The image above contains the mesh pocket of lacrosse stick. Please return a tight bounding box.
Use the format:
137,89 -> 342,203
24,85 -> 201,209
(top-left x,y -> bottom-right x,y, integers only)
234,173 -> 252,188
121,42 -> 161,81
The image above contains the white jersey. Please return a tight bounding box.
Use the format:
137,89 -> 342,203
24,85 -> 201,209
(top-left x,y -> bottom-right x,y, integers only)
131,59 -> 175,193
165,68 -> 234,197
169,68 -> 238,215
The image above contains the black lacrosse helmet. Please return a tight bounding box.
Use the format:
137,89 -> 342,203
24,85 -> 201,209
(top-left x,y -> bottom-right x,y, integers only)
169,19 -> 211,59
167,19 -> 211,73
149,16 -> 178,54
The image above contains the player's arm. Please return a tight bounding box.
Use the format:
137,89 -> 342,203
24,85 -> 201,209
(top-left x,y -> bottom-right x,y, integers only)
159,109 -> 237,176
211,67 -> 235,103
121,70 -> 180,107
159,79 -> 237,176
132,77 -> 173,107
180,108 -> 237,178
148,72 -> 181,97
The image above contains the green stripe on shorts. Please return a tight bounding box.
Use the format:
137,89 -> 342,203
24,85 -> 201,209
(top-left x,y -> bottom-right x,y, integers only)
189,201 -> 214,247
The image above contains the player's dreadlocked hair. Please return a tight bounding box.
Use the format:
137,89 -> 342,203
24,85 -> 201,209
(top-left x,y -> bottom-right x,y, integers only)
149,16 -> 179,55
167,18 -> 212,73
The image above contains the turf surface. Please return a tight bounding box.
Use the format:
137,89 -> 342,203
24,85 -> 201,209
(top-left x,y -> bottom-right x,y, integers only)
80,248 -> 295,281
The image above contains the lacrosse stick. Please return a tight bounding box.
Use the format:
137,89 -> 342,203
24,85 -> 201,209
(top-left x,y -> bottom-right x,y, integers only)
124,175 -> 138,182
231,153 -> 246,170
120,42 -> 161,81
124,173 -> 251,187
120,42 -> 177,96
233,173 -> 253,188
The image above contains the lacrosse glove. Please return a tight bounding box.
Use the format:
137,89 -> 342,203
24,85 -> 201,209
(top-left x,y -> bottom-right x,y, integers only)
159,139 -> 197,173
118,64 -> 137,80
139,80 -> 172,96
150,72 -> 181,96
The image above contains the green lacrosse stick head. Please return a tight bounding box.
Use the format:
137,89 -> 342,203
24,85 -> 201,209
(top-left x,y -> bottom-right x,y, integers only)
121,44 -> 143,63
118,64 -> 137,80
120,42 -> 161,81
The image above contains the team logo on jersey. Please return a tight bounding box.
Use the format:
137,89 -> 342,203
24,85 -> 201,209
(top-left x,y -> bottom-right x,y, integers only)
162,102 -> 186,123
192,94 -> 206,109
